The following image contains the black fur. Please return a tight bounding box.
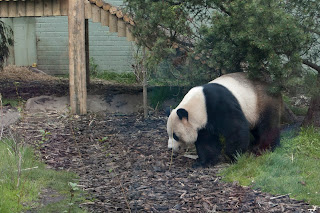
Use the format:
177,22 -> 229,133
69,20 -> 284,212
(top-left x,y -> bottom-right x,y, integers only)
193,83 -> 251,168
177,108 -> 188,120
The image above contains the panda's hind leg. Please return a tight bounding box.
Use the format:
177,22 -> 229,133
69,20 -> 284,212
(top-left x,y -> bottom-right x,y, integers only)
250,109 -> 281,154
223,124 -> 251,162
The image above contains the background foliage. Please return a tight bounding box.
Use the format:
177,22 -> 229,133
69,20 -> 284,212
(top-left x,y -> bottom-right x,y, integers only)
125,0 -> 319,92
0,21 -> 13,70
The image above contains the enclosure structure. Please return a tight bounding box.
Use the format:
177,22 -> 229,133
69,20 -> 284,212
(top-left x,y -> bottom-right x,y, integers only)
0,0 -> 135,114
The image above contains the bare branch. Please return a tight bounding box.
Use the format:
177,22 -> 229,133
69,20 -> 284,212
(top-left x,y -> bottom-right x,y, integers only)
302,59 -> 320,73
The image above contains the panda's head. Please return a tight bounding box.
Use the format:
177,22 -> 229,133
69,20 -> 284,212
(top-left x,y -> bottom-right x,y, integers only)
167,87 -> 207,152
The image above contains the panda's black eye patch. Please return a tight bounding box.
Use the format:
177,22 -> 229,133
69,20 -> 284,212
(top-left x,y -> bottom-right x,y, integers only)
173,133 -> 179,141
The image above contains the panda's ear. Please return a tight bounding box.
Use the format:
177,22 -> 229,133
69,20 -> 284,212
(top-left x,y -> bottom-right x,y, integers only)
177,108 -> 188,121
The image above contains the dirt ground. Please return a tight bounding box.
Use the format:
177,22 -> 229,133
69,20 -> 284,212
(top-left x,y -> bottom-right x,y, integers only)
0,67 -> 318,212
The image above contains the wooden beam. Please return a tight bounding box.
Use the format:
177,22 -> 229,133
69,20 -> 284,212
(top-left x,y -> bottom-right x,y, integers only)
68,0 -> 87,115
117,19 -> 126,37
17,1 -> 26,17
35,0 -> 44,17
52,0 -> 61,16
102,3 -> 111,11
26,0 -> 35,17
0,2 -> 9,17
60,0 -> 68,16
44,0 -> 53,16
109,13 -> 117,32
100,9 -> 109,26
126,26 -> 135,41
8,1 -> 17,17
95,0 -> 103,8
91,5 -> 100,23
84,0 -> 92,19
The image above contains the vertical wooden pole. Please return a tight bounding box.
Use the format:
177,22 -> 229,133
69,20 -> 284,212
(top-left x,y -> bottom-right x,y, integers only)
142,47 -> 148,119
68,0 -> 87,115
85,19 -> 90,86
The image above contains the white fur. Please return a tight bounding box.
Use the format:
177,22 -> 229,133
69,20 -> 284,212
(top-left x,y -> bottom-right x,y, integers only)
167,87 -> 207,151
210,73 -> 259,127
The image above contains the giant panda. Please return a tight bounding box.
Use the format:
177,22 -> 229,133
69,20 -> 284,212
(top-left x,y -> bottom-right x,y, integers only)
167,72 -> 282,168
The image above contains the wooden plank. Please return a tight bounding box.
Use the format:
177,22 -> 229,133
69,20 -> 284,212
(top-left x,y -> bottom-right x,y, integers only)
102,3 -> 111,11
91,5 -> 100,23
17,1 -> 26,17
68,0 -> 87,115
8,1 -> 17,17
109,13 -> 117,32
100,9 -> 109,26
26,0 -> 35,16
95,0 -> 103,8
116,10 -> 123,18
60,0 -> 68,16
44,0 -> 53,16
52,0 -> 61,16
126,25 -> 135,41
35,0 -> 44,17
0,1 -> 9,17
84,0 -> 91,19
117,19 -> 126,37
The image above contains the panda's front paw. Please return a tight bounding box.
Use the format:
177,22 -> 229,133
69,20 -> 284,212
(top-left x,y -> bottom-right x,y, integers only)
192,160 -> 209,169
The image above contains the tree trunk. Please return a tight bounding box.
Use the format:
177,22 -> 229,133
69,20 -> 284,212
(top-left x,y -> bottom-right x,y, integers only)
302,72 -> 320,127
142,47 -> 148,119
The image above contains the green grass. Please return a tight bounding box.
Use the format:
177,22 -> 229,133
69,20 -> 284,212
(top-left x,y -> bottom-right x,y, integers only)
1,98 -> 21,107
0,138 -> 87,213
220,127 -> 320,205
92,70 -> 137,85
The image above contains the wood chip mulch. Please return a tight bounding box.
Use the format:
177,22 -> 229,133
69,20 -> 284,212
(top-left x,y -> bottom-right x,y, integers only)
7,110 -> 318,213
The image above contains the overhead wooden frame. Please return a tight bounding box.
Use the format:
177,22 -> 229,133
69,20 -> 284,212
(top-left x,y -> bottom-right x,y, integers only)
0,0 -> 136,114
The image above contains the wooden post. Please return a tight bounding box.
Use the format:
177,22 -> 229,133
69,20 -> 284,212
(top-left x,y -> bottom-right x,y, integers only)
68,0 -> 87,114
142,47 -> 148,119
85,19 -> 90,86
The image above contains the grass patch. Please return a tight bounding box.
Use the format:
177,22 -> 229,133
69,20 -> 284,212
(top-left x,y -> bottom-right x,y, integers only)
0,137 -> 87,213
1,98 -> 22,108
92,70 -> 137,85
220,127 -> 320,205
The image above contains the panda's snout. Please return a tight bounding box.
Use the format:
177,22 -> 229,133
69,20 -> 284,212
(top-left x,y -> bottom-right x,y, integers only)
168,138 -> 181,152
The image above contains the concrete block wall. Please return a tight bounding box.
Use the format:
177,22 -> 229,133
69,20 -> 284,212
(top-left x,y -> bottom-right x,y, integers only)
36,15 -> 135,75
